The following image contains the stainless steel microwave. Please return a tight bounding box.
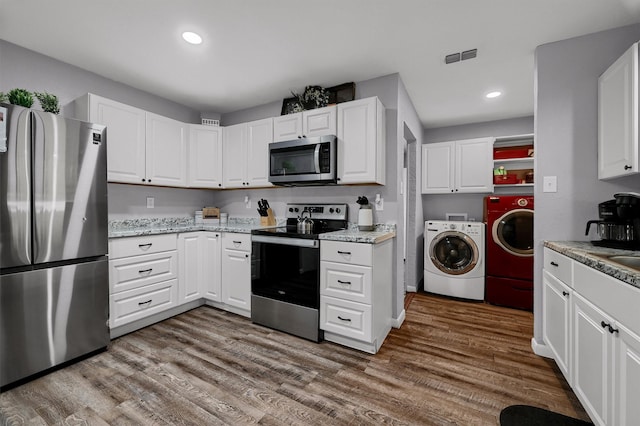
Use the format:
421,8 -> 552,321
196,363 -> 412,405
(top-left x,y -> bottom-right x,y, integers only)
269,135 -> 337,186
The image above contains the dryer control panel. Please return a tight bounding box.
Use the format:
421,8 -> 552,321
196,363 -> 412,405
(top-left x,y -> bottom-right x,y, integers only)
426,220 -> 484,237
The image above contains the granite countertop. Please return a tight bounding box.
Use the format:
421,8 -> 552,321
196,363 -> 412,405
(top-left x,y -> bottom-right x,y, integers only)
108,217 -> 279,238
319,224 -> 396,244
545,241 -> 640,289
109,217 -> 396,244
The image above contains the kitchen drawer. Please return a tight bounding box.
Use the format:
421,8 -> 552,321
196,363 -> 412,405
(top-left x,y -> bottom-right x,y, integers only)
110,251 -> 177,293
320,296 -> 372,342
223,232 -> 251,251
321,241 -> 372,267
110,279 -> 178,328
320,261 -> 372,304
544,247 -> 573,287
109,234 -> 177,259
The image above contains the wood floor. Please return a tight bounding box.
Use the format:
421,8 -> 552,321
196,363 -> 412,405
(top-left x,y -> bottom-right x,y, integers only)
0,293 -> 590,425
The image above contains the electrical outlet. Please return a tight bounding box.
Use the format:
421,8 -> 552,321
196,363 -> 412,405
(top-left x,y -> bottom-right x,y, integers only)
146,197 -> 154,208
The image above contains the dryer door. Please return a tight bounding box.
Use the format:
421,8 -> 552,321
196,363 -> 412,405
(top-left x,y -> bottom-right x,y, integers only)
492,209 -> 534,257
429,231 -> 479,275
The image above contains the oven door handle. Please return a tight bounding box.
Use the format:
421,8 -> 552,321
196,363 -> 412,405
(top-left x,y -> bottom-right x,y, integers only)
314,144 -> 321,173
252,235 -> 319,248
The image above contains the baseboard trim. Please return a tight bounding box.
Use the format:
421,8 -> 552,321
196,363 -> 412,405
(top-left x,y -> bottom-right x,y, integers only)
392,309 -> 406,328
531,337 -> 553,358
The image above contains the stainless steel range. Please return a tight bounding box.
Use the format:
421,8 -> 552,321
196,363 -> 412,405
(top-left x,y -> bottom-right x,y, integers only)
251,203 -> 348,342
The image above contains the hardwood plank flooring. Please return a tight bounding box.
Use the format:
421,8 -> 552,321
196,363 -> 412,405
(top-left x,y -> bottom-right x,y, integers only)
0,293 -> 589,425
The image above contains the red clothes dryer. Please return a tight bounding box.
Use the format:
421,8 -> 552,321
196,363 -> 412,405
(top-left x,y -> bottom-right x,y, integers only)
484,195 -> 534,310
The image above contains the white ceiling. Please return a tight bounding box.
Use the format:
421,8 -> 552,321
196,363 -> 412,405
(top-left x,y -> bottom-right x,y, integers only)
1,0 -> 639,128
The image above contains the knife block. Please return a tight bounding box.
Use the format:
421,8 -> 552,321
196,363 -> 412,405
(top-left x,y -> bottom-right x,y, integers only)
260,208 -> 276,226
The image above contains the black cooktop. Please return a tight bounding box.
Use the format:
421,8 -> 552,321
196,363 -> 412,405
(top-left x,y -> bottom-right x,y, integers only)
251,222 -> 346,240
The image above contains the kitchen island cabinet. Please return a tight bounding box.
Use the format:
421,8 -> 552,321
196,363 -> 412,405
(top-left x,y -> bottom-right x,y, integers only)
319,238 -> 392,353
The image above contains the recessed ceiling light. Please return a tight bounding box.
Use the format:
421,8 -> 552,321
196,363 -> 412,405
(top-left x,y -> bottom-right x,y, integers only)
182,31 -> 202,45
485,91 -> 502,99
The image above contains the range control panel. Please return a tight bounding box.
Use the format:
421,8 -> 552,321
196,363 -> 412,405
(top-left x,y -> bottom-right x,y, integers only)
285,203 -> 348,221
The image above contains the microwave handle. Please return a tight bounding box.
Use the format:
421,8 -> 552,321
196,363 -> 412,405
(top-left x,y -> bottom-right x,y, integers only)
314,144 -> 321,173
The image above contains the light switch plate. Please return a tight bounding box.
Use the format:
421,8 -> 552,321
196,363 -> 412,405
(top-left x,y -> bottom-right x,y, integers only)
543,176 -> 557,193
146,196 -> 154,208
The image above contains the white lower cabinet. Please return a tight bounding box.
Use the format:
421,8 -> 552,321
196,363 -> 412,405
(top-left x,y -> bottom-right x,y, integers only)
108,234 -> 179,330
178,232 -> 221,304
320,239 -> 392,353
543,248 -> 640,426
221,233 -> 251,316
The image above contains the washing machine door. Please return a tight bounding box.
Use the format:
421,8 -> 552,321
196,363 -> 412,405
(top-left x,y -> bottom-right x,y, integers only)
492,209 -> 534,257
429,231 -> 479,275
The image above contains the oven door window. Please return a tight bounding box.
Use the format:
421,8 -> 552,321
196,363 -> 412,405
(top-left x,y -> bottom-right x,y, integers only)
252,242 -> 319,308
270,145 -> 318,176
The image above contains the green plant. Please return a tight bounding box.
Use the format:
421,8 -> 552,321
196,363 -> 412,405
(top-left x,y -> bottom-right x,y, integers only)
34,91 -> 60,114
291,85 -> 329,111
7,88 -> 34,108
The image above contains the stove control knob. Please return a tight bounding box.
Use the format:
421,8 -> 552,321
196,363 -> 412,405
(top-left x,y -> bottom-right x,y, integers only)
294,207 -> 299,212
329,208 -> 334,213
288,208 -> 293,212
336,208 -> 341,213
449,224 -> 456,230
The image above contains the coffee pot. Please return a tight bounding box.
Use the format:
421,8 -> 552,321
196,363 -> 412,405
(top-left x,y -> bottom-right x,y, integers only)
586,195 -> 640,248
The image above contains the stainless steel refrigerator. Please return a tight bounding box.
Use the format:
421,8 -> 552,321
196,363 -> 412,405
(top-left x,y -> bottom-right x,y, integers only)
0,104 -> 109,389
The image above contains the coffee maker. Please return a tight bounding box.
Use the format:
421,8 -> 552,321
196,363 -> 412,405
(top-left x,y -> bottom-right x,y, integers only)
585,194 -> 640,249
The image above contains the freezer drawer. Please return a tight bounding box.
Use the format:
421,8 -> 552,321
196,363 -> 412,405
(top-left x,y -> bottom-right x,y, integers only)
0,259 -> 109,388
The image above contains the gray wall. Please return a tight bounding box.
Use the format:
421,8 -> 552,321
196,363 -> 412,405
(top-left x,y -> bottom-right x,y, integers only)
422,116 -> 534,221
0,39 -> 216,220
534,23 -> 640,343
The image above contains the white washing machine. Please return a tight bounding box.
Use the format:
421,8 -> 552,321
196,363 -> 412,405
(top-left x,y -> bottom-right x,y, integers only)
424,220 -> 485,300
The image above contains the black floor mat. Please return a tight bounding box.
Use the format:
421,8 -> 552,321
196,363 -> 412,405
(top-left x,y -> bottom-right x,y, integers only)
500,405 -> 594,426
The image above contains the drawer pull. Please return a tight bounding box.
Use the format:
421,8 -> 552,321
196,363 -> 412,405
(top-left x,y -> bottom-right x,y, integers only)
138,268 -> 153,275
138,299 -> 152,306
562,291 -> 569,296
233,240 -> 242,244
138,243 -> 152,249
337,280 -> 351,285
337,250 -> 352,255
601,321 -> 619,334
337,316 -> 351,322
550,261 -> 559,267
601,321 -> 610,329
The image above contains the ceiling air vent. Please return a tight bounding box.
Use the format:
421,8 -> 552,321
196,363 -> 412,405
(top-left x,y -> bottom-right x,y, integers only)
445,53 -> 460,64
445,48 -> 477,64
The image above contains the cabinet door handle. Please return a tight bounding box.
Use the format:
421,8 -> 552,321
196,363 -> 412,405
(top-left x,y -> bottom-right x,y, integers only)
624,165 -> 633,170
138,243 -> 152,249
562,291 -> 569,296
233,241 -> 242,244
337,316 -> 351,322
609,326 -> 619,334
337,280 -> 351,285
550,261 -> 559,267
138,299 -> 152,306
138,268 -> 153,274
601,321 -> 610,329
337,250 -> 351,255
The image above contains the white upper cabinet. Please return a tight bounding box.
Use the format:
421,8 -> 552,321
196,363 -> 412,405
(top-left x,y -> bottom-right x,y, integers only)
75,94 -> 188,187
188,125 -> 223,189
337,97 -> 386,185
223,118 -> 273,188
598,42 -> 639,180
273,105 -> 336,142
421,137 -> 493,194
145,112 -> 188,187
81,94 -> 147,184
